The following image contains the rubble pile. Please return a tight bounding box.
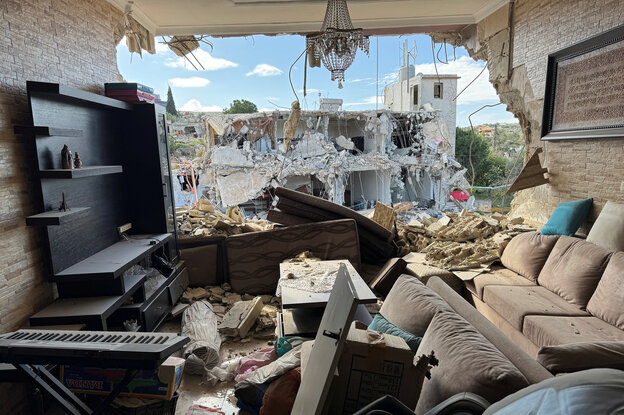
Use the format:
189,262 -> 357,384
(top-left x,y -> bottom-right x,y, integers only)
181,282 -> 280,342
396,210 -> 535,270
176,198 -> 272,237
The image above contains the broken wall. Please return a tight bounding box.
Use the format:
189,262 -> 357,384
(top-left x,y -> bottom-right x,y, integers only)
446,0 -> 624,226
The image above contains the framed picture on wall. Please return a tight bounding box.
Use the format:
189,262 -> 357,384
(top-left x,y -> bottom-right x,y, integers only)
541,24 -> 624,140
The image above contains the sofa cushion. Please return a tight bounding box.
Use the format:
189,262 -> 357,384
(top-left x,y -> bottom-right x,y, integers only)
500,231 -> 559,282
537,236 -> 612,309
471,266 -> 536,300
586,201 -> 624,251
415,310 -> 529,414
537,342 -> 624,374
523,315 -> 624,347
379,275 -> 453,337
587,252 -> 624,330
540,198 -> 593,236
483,285 -> 588,330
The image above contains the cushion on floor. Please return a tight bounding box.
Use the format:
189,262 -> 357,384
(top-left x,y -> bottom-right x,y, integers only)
523,315 -> 624,348
537,236 -> 612,309
472,266 -> 536,300
500,231 -> 559,282
587,252 -> 624,330
415,310 -> 529,414
586,201 -> 624,252
483,285 -> 588,330
379,275 -> 453,337
537,341 -> 624,374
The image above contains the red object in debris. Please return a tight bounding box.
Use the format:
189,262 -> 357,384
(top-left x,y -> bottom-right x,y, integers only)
451,190 -> 470,201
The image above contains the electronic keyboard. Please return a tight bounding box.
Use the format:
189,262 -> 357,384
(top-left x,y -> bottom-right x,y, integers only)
0,329 -> 189,369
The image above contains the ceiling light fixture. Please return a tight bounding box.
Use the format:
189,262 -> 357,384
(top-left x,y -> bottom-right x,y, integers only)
306,0 -> 370,89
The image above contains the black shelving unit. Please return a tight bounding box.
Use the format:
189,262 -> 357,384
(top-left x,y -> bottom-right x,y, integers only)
16,81 -> 187,332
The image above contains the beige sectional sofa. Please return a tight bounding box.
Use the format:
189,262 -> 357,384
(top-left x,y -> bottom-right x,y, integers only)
380,275 -> 552,414
464,232 -> 624,373
379,231 -> 624,412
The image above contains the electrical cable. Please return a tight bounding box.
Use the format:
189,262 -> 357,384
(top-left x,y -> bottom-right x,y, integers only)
453,63 -> 488,102
289,47 -> 308,102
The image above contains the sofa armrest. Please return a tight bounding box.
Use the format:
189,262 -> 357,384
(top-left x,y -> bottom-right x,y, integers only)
426,277 -> 552,384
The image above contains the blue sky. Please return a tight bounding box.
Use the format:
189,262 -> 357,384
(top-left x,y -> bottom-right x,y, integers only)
116,34 -> 517,127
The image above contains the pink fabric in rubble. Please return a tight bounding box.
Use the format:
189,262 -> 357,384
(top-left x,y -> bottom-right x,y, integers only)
234,348 -> 279,382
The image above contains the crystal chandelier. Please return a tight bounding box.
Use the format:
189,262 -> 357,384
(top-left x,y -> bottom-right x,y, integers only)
306,0 -> 370,88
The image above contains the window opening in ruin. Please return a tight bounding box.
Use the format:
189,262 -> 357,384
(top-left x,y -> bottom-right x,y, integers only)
434,82 -> 443,98
412,85 -> 419,106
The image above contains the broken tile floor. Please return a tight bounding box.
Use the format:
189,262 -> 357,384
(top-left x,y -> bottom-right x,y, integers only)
158,318 -> 270,415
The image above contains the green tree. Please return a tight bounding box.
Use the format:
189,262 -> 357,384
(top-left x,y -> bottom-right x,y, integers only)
223,99 -> 258,114
166,86 -> 178,116
455,127 -> 507,187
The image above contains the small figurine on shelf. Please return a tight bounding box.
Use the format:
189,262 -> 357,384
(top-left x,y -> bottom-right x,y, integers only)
59,192 -> 70,212
74,152 -> 82,169
61,145 -> 73,169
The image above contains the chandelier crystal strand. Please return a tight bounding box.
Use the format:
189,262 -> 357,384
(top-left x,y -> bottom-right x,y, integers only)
306,0 -> 370,88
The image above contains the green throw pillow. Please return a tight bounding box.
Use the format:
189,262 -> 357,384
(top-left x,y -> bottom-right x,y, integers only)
368,313 -> 422,352
541,198 -> 593,236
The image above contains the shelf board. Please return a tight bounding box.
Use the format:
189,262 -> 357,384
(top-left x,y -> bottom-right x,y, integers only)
26,207 -> 90,226
13,125 -> 83,137
39,165 -> 123,179
27,81 -> 133,111
30,274 -> 146,327
54,233 -> 173,282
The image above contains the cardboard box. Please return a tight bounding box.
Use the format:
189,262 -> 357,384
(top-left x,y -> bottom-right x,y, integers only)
329,322 -> 420,414
59,356 -> 184,400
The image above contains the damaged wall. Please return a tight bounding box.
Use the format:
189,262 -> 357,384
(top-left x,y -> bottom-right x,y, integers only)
441,0 -> 624,226
0,1 -> 123,329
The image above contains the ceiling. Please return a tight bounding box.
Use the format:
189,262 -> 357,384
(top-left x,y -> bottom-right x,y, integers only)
107,0 -> 508,37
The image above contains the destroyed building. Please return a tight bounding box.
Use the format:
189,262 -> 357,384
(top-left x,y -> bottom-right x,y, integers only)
190,98 -> 468,212
2,0 -> 624,414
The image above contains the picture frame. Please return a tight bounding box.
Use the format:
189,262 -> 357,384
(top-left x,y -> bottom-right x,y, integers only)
541,24 -> 624,141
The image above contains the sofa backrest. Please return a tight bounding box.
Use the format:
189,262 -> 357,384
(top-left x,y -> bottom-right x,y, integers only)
379,274 -> 453,337
586,251 -> 624,330
426,276 -> 553,384
225,219 -> 361,294
537,236 -> 613,310
500,231 -> 560,283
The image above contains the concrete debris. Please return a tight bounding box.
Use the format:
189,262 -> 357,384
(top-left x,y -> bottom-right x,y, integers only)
179,108 -> 467,213
396,209 -> 535,270
371,202 -> 396,232
218,297 -> 264,338
176,198 -> 272,237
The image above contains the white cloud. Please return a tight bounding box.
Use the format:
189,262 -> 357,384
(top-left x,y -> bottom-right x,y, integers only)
180,99 -> 223,112
266,96 -> 279,101
169,77 -> 211,88
165,49 -> 238,71
344,96 -> 384,107
298,88 -> 321,94
348,77 -> 373,84
411,56 -> 498,104
155,41 -> 170,54
246,64 -> 283,77
258,107 -> 277,112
